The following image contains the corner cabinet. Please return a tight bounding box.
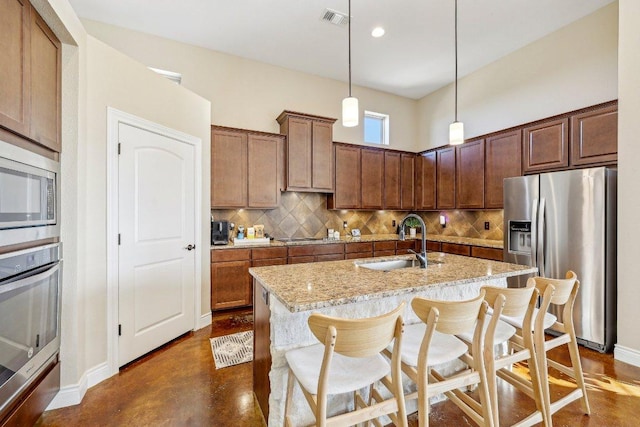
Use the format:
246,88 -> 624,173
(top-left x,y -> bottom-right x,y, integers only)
0,0 -> 61,153
211,126 -> 284,209
276,111 -> 337,192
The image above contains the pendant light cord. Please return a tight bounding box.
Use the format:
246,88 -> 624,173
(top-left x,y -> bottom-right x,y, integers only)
348,0 -> 352,97
454,0 -> 458,122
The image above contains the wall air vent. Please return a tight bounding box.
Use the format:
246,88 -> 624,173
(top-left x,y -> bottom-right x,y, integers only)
320,8 -> 349,26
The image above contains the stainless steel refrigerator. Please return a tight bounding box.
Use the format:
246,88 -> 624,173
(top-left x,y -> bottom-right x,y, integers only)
503,167 -> 616,352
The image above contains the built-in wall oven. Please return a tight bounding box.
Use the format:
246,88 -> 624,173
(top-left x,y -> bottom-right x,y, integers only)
0,243 -> 61,417
0,139 -> 59,248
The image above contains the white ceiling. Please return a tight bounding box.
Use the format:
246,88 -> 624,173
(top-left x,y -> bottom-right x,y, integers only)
68,0 -> 615,99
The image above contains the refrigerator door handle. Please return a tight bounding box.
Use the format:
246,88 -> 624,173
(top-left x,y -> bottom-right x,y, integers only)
538,197 -> 546,277
531,198 -> 538,269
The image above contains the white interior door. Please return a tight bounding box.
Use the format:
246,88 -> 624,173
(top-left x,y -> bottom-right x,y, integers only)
117,122 -> 196,366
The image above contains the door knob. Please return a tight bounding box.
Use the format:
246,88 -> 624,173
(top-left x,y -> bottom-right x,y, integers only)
184,244 -> 196,251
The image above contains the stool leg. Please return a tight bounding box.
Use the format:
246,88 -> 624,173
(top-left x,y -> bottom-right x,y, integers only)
534,333 -> 553,427
567,331 -> 591,415
284,368 -> 295,427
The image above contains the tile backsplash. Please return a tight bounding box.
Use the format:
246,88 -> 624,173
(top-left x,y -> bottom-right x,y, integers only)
212,192 -> 504,241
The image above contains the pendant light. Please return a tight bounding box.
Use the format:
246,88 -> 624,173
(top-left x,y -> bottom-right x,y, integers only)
449,0 -> 464,145
342,0 -> 359,127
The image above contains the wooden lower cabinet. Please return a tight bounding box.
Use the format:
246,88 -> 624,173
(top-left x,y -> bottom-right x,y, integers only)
441,242 -> 472,256
253,282 -> 271,420
374,240 -> 396,257
211,259 -> 252,310
345,242 -> 374,259
471,246 -> 503,261
396,240 -> 419,255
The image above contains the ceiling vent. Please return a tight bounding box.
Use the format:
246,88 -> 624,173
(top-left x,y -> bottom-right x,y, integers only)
320,8 -> 349,26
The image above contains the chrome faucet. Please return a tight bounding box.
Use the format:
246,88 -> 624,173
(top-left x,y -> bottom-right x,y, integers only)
399,213 -> 427,268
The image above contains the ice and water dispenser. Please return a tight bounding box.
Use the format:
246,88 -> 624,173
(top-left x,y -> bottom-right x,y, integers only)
508,221 -> 532,254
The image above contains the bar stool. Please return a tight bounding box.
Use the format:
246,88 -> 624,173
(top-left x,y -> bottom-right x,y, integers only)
500,272 -> 590,426
283,303 -> 407,427
457,283 -> 548,426
389,292 -> 494,427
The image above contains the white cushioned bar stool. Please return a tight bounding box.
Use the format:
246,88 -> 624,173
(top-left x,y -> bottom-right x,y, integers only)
457,283 -> 549,426
284,303 -> 407,427
388,291 -> 494,427
500,271 -> 590,426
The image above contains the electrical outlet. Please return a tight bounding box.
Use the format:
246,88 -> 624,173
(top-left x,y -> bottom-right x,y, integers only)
392,220 -> 396,227
484,221 -> 490,230
343,221 -> 348,229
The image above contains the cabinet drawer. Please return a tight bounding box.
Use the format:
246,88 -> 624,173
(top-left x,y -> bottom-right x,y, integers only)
373,241 -> 396,251
396,240 -> 417,252
211,248 -> 251,262
252,247 -> 288,260
374,250 -> 396,257
345,242 -> 374,253
441,243 -> 471,256
316,253 -> 344,262
427,241 -> 442,252
471,246 -> 503,261
288,256 -> 315,264
314,243 -> 344,255
288,245 -> 316,257
251,258 -> 287,267
345,252 -> 372,260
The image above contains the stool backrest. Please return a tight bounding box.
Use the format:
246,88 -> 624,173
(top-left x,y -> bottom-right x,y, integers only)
308,302 -> 405,358
528,270 -> 578,306
482,282 -> 537,317
411,291 -> 486,335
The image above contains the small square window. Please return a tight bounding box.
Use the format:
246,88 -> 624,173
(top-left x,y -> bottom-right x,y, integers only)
364,111 -> 389,145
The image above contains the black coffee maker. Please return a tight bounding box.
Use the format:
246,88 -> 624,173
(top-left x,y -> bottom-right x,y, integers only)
211,220 -> 230,245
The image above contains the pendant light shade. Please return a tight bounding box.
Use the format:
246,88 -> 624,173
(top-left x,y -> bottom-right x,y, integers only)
342,96 -> 359,127
342,0 -> 359,127
449,121 -> 464,145
449,0 -> 463,145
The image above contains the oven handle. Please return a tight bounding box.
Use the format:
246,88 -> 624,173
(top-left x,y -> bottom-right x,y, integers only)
0,262 -> 59,295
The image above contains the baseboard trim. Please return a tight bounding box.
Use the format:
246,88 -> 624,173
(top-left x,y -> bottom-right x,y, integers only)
46,362 -> 112,410
614,344 -> 640,367
198,311 -> 212,330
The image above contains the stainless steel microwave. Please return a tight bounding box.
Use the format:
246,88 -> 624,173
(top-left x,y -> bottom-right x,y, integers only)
0,140 -> 59,247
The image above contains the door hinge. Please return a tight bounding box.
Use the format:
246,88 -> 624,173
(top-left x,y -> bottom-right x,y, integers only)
118,324 -> 122,336
118,234 -> 121,245
118,143 -> 121,155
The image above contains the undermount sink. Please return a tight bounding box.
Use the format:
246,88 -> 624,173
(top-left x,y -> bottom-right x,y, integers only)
356,259 -> 420,271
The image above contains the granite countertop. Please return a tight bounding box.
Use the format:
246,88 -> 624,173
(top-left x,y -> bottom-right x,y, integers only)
211,233 -> 503,250
249,253 -> 536,313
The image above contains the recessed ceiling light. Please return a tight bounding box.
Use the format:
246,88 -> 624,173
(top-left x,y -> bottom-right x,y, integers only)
371,27 -> 385,38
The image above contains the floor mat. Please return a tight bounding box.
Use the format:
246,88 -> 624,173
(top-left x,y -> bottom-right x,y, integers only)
210,330 -> 253,369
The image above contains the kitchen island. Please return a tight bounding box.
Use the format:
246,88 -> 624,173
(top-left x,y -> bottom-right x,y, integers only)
249,252 -> 536,426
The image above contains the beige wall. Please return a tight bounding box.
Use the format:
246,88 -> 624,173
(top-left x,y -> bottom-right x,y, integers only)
417,2 -> 618,149
616,0 -> 640,362
80,19 -> 419,151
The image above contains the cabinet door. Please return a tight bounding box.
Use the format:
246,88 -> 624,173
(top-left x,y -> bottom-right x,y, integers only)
0,0 -> 30,137
211,129 -> 247,208
441,242 -> 471,256
248,134 -> 282,208
333,144 -> 361,209
286,117 -> 313,189
311,121 -> 334,191
416,151 -> 437,210
400,153 -> 415,209
384,151 -> 401,209
211,260 -> 251,310
29,8 -> 61,151
570,104 -> 617,166
485,130 -> 522,209
456,139 -> 485,209
523,118 -> 569,173
361,148 -> 384,209
437,147 -> 456,209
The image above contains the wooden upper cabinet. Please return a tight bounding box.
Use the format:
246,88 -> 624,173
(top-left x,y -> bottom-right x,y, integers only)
384,151 -> 401,210
400,153 -> 415,209
361,148 -> 384,209
211,126 -> 283,209
570,104 -> 618,167
436,147 -> 456,209
331,144 -> 361,209
211,128 -> 248,208
311,121 -> 334,191
456,139 -> 485,209
247,133 -> 283,208
277,111 -> 336,192
523,118 -> 569,173
0,0 -> 30,138
29,8 -> 61,152
416,151 -> 436,210
484,130 -> 522,209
